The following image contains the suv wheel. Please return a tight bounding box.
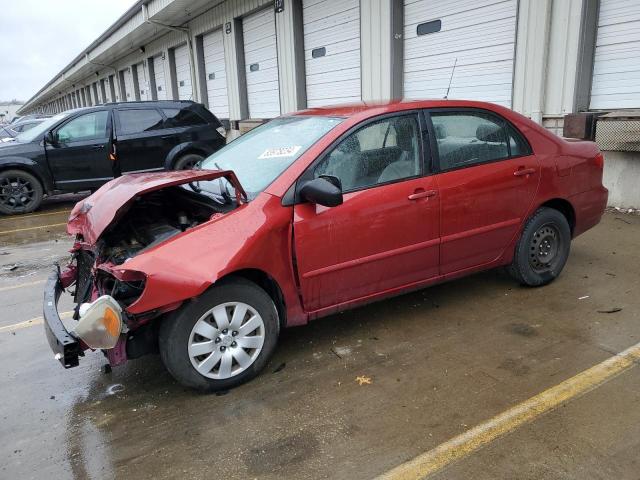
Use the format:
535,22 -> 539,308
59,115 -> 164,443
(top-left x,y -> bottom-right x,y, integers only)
174,153 -> 204,170
0,169 -> 44,215
159,278 -> 280,392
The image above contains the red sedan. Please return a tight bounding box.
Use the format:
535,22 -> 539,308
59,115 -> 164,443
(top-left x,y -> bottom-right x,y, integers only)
44,100 -> 608,391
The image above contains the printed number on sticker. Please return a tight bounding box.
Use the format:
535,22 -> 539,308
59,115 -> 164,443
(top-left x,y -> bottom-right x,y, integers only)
258,146 -> 302,159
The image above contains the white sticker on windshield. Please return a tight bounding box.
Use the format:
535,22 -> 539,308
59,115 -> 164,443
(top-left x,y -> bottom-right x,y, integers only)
258,146 -> 302,159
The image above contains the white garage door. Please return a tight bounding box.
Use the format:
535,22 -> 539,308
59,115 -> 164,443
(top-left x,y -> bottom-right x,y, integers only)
203,29 -> 229,119
174,44 -> 193,100
403,0 -> 517,107
590,0 -> 640,109
135,62 -> 151,101
152,55 -> 167,100
302,0 -> 361,107
243,8 -> 281,118
122,68 -> 134,101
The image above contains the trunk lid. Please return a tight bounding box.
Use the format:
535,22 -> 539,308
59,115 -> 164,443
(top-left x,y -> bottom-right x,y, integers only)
67,170 -> 246,245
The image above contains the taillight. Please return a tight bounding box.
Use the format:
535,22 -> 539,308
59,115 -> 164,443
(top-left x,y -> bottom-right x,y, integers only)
594,152 -> 604,170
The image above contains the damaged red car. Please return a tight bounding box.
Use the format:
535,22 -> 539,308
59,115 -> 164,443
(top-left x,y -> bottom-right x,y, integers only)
44,100 -> 608,391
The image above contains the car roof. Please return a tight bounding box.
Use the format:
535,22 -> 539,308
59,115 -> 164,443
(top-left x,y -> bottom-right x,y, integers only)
291,99 -> 515,118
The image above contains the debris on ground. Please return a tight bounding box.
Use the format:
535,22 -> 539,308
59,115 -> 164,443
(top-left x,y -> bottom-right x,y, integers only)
615,217 -> 632,225
355,375 -> 372,386
597,307 -> 623,314
2,264 -> 18,271
578,295 -> 590,300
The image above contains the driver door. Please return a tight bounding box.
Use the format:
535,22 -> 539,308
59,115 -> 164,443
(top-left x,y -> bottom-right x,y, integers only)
45,110 -> 114,191
292,113 -> 440,314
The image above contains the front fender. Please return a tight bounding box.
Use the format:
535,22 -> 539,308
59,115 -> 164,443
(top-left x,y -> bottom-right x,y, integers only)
112,194 -> 305,325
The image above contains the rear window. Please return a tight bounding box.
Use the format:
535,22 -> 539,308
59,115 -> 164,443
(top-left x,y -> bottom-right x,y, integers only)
162,108 -> 207,128
118,109 -> 164,135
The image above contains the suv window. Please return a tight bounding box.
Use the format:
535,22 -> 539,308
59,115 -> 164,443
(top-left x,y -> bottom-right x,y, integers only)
314,115 -> 421,192
57,111 -> 109,143
162,108 -> 207,128
118,109 -> 164,135
430,111 -> 511,171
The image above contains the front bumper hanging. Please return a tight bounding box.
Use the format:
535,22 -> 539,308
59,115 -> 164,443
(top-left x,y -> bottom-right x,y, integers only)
43,271 -> 81,368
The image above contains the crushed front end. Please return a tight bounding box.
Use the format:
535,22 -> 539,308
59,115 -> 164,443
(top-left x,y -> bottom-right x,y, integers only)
43,169 -> 246,369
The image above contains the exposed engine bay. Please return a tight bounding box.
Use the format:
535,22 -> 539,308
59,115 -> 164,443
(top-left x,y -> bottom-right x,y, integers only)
99,186 -> 233,266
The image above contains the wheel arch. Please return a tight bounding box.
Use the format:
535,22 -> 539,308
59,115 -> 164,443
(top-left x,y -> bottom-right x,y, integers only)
164,143 -> 211,170
0,162 -> 52,193
217,269 -> 287,329
538,198 -> 576,235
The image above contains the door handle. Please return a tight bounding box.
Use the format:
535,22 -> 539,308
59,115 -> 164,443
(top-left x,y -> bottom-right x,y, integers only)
91,144 -> 105,150
408,189 -> 437,201
513,167 -> 536,177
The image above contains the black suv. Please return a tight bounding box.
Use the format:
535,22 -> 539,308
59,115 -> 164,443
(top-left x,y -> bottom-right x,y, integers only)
0,101 -> 226,214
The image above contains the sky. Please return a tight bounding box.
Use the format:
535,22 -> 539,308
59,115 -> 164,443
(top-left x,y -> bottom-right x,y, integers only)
0,0 -> 136,102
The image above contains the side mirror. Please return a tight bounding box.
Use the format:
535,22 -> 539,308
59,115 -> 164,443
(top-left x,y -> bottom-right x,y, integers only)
299,176 -> 343,208
44,131 -> 57,145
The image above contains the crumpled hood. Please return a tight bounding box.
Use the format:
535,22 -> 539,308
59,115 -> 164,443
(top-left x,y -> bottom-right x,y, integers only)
67,170 -> 246,245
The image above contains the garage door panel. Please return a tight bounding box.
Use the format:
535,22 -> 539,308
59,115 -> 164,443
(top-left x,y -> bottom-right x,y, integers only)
303,0 -> 361,107
590,0 -> 640,109
203,29 -> 229,119
174,44 -> 192,100
243,8 -> 280,118
403,0 -> 516,106
304,48 -> 360,74
405,44 -> 515,71
304,20 -> 360,47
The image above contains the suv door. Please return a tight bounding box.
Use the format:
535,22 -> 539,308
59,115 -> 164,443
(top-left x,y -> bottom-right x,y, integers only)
114,107 -> 170,174
427,109 -> 539,275
45,110 -> 113,191
293,113 -> 440,313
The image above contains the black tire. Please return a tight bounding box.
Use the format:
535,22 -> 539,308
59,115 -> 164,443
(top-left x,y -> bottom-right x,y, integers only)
159,277 -> 280,392
0,169 -> 44,215
507,207 -> 571,287
173,153 -> 204,170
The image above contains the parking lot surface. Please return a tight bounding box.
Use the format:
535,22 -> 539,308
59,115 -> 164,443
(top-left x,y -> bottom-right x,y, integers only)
1,205 -> 639,480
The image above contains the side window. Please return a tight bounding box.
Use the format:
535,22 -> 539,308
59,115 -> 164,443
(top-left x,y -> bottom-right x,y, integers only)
57,111 -> 109,143
117,109 -> 164,135
431,112 -> 509,171
162,108 -> 207,128
313,115 -> 421,192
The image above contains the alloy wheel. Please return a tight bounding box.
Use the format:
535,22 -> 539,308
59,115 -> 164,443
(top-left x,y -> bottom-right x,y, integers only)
0,176 -> 36,212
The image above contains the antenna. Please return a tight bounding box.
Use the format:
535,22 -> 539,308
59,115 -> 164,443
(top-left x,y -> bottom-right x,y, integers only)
444,58 -> 457,99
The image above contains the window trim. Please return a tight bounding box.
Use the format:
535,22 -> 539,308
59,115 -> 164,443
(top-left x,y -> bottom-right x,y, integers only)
285,110 -> 432,206
424,107 -> 533,175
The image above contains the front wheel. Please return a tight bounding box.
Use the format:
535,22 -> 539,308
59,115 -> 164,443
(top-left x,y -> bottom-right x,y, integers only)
0,169 -> 44,215
159,278 -> 280,392
507,207 -> 571,287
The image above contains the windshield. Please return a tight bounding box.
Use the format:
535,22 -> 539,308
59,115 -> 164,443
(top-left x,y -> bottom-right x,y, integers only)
15,112 -> 70,143
199,116 -> 343,200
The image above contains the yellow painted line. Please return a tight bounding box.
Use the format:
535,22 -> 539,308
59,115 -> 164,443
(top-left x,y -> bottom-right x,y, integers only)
0,209 -> 69,222
0,222 -> 67,235
0,279 -> 46,293
377,341 -> 640,480
0,311 -> 73,333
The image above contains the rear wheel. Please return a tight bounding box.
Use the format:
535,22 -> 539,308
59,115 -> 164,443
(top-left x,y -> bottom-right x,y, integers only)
0,169 -> 44,215
507,207 -> 571,287
159,278 -> 280,392
173,153 -> 204,170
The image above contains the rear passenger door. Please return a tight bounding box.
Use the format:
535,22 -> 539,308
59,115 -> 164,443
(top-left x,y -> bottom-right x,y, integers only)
427,109 -> 539,275
114,107 -> 170,174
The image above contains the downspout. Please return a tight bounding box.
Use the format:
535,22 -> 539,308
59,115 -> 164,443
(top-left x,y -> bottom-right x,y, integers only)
142,3 -> 198,101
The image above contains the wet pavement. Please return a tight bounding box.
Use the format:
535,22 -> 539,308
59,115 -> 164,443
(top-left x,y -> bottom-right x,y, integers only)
1,207 -> 639,480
